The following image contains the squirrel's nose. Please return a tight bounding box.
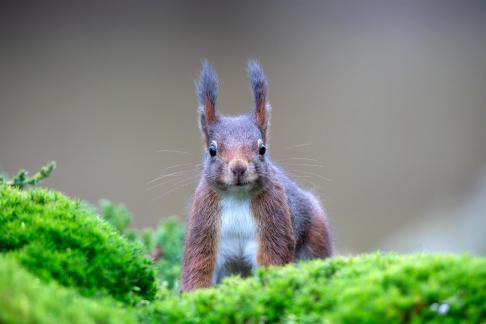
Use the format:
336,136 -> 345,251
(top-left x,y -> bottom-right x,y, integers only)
231,164 -> 247,178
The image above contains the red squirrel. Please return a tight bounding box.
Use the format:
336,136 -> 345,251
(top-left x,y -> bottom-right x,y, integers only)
181,60 -> 333,291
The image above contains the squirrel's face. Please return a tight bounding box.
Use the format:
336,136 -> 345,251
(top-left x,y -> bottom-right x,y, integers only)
195,60 -> 271,194
202,116 -> 269,193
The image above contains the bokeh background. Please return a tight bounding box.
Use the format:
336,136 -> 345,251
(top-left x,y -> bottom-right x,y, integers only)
1,0 -> 485,254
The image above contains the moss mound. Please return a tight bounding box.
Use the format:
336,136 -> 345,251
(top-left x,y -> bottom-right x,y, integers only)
1,183 -> 485,323
0,185 -> 156,303
0,256 -> 135,324
142,254 -> 486,323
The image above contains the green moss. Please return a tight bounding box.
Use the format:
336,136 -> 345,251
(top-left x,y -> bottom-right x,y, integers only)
139,217 -> 185,291
0,255 -> 135,324
99,199 -> 133,235
0,185 -> 157,304
153,217 -> 185,291
98,198 -> 184,291
1,183 -> 485,323
141,253 -> 486,323
0,161 -> 56,189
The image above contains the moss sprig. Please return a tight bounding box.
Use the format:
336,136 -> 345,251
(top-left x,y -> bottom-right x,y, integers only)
0,161 -> 56,189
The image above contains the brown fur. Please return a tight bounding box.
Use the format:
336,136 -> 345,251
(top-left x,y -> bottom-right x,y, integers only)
181,183 -> 219,291
255,102 -> 268,141
307,211 -> 333,258
252,178 -> 295,265
181,61 -> 333,292
204,97 -> 217,125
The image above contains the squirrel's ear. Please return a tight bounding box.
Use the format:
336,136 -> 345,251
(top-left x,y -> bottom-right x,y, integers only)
196,60 -> 219,142
247,60 -> 270,141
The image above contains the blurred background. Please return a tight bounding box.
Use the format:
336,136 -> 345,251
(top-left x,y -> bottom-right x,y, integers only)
1,0 -> 485,255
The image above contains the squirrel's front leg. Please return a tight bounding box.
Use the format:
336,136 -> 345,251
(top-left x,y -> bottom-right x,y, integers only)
252,182 -> 295,266
181,186 -> 219,292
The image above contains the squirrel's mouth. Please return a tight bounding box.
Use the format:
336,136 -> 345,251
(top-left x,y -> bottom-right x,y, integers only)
228,177 -> 254,189
234,180 -> 249,187
218,171 -> 258,190
225,181 -> 253,193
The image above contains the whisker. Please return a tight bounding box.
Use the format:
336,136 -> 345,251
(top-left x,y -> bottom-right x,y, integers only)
284,143 -> 312,150
146,175 -> 191,191
146,174 -> 198,191
276,157 -> 322,163
161,162 -> 200,171
276,162 -> 325,168
151,176 -> 199,200
165,174 -> 199,189
287,175 -> 314,179
146,169 -> 197,185
156,149 -> 192,155
284,168 -> 331,182
285,170 -> 322,190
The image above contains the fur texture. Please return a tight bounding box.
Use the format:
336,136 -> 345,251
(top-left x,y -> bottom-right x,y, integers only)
196,61 -> 219,143
181,60 -> 333,291
212,195 -> 257,284
247,59 -> 270,141
181,183 -> 219,290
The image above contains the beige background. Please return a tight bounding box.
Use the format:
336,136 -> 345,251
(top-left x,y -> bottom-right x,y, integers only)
1,1 -> 485,254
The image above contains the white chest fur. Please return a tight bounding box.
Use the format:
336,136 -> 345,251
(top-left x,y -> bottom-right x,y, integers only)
212,195 -> 258,284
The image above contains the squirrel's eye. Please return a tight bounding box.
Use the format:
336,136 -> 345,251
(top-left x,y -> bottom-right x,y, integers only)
208,141 -> 217,157
259,142 -> 266,156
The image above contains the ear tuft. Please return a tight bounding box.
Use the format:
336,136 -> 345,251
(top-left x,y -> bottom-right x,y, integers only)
196,60 -> 219,110
247,59 -> 270,140
196,60 -> 219,142
247,59 -> 268,105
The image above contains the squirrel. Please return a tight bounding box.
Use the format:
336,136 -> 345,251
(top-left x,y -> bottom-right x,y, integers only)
181,60 -> 333,291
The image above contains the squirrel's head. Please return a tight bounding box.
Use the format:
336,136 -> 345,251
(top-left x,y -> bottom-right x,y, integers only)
195,60 -> 271,194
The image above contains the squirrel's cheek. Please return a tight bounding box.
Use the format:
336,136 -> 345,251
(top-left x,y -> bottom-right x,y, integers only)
219,169 -> 232,185
245,165 -> 258,182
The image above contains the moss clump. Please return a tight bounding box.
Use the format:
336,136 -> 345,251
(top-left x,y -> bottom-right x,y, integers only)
0,255 -> 135,324
123,216 -> 185,291
148,217 -> 185,290
141,253 -> 486,323
1,182 -> 485,323
99,198 -> 185,291
0,185 -> 157,303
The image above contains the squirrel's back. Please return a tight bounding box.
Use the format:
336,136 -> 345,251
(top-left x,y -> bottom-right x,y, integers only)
271,163 -> 333,259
